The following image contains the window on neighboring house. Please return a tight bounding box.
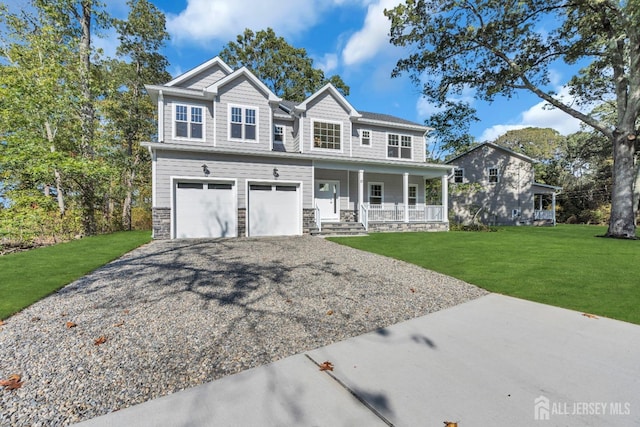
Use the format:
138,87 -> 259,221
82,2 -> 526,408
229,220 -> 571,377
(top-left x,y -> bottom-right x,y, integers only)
274,125 -> 284,143
369,183 -> 383,206
488,167 -> 499,183
175,104 -> 203,140
408,185 -> 417,206
454,169 -> 464,183
230,106 -> 257,141
313,121 -> 341,150
387,134 -> 412,159
361,129 -> 371,146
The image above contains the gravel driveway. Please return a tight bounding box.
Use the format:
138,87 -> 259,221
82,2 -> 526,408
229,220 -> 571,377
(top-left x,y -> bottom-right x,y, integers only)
0,236 -> 487,426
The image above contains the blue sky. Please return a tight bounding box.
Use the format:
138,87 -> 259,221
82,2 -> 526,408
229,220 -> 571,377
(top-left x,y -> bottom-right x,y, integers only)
9,0 -> 584,142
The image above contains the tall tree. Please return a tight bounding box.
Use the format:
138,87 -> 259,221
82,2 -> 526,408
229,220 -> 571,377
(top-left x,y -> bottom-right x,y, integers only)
386,0 -> 639,238
426,100 -> 478,161
220,28 -> 350,102
105,0 -> 171,230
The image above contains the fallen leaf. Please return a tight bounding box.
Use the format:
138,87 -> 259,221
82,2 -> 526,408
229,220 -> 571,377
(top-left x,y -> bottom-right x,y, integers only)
31,317 -> 40,322
61,312 -> 68,317
123,309 -> 130,314
94,336 -> 107,345
66,321 -> 77,329
443,422 -> 458,427
319,361 -> 334,371
582,313 -> 599,319
326,310 -> 334,316
409,288 -> 416,293
285,299 -> 292,303
0,320 -> 4,326
0,374 -> 23,390
113,321 -> 124,327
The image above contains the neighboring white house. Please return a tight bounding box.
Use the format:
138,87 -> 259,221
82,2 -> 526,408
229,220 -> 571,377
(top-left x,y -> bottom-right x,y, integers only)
446,142 -> 562,226
143,57 -> 453,239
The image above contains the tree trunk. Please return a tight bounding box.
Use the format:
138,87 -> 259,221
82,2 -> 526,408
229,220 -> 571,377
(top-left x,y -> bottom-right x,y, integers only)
122,168 -> 135,231
633,152 -> 639,225
606,133 -> 637,238
78,1 -> 96,235
45,122 -> 65,216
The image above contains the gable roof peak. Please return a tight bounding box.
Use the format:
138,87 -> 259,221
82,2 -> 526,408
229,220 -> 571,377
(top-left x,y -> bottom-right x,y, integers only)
205,66 -> 282,103
165,56 -> 233,87
295,83 -> 361,118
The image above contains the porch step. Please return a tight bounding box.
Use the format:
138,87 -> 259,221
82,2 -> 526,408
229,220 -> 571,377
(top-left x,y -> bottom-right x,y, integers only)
310,222 -> 368,237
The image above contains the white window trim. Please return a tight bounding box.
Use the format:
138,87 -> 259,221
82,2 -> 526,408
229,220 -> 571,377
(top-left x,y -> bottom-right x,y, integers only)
408,184 -> 418,206
386,132 -> 413,160
274,124 -> 285,145
228,104 -> 259,143
310,118 -> 343,153
360,129 -> 372,147
173,103 -> 206,142
488,167 -> 499,183
368,182 -> 384,206
454,168 -> 465,183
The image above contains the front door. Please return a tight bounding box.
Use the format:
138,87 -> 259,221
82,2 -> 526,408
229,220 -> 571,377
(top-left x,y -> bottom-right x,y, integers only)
315,180 -> 340,221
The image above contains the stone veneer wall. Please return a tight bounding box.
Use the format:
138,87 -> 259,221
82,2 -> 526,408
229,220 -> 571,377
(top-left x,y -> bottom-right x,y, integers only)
237,208 -> 246,237
368,222 -> 449,233
340,210 -> 358,222
302,209 -> 316,233
152,207 -> 171,239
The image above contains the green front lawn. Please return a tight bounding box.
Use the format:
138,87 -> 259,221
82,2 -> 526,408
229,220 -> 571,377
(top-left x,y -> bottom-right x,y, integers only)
330,225 -> 640,325
0,231 -> 151,320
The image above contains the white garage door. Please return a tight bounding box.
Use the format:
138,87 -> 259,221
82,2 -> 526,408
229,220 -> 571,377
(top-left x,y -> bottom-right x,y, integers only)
175,181 -> 237,238
248,183 -> 300,237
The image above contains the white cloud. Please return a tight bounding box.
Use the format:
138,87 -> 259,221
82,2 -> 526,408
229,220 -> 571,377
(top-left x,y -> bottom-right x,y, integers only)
316,53 -> 339,74
341,0 -> 402,66
166,0 -> 329,44
479,87 -> 584,141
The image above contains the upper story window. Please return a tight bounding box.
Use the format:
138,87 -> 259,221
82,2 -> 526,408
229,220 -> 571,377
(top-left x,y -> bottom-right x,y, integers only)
230,105 -> 257,142
454,169 -> 464,183
175,104 -> 203,140
488,167 -> 499,183
313,121 -> 341,150
387,134 -> 412,159
361,129 -> 371,146
274,125 -> 284,143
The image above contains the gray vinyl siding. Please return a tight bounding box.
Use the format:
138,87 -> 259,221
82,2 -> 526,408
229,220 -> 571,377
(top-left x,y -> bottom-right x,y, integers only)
448,145 -> 535,224
155,150 -> 313,209
163,95 -> 214,144
303,93 -> 351,157
351,124 -> 424,162
178,66 -> 229,90
215,77 -> 271,151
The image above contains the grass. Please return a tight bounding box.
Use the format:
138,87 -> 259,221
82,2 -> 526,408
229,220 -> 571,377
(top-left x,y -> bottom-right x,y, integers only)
329,225 -> 640,325
0,231 -> 151,320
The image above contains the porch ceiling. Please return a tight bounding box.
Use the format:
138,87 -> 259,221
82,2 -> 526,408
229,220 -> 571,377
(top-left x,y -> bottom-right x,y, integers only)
313,159 -> 451,178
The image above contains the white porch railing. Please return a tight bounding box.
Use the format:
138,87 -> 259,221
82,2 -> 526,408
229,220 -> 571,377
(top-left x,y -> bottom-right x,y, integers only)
534,210 -> 555,220
360,203 -> 369,231
314,205 -> 322,232
362,203 -> 445,223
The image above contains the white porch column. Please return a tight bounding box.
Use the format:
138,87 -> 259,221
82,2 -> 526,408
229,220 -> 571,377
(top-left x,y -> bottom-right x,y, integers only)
358,169 -> 364,215
441,174 -> 449,223
403,172 -> 409,223
552,192 -> 557,226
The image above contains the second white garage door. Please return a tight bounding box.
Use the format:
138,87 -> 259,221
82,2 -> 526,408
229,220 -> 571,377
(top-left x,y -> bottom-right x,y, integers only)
248,183 -> 301,237
175,181 -> 237,238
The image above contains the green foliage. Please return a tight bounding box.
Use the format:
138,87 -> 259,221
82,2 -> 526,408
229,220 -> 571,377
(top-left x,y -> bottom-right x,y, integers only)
425,100 -> 478,160
219,28 -> 350,102
386,0 -> 640,238
330,225 -> 640,324
0,231 -> 151,319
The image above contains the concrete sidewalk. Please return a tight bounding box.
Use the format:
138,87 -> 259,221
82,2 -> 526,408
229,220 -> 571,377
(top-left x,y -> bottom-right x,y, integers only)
76,294 -> 640,426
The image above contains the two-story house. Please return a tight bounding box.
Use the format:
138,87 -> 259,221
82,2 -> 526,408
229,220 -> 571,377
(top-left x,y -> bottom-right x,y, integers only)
446,142 -> 562,226
143,57 -> 453,239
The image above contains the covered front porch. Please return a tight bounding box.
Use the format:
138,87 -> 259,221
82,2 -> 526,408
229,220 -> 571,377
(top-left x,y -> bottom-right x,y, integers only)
532,183 -> 562,226
312,160 -> 452,233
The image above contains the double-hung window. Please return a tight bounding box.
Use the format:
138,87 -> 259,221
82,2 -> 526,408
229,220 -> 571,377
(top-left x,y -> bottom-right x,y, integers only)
408,185 -> 417,206
488,167 -> 499,183
454,169 -> 464,183
230,106 -> 257,141
274,125 -> 284,143
369,183 -> 383,206
361,129 -> 371,146
387,134 -> 412,159
313,121 -> 341,150
175,104 -> 203,140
